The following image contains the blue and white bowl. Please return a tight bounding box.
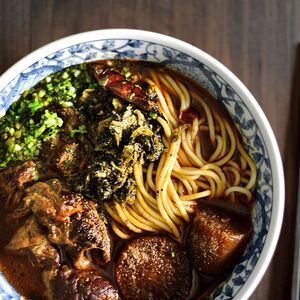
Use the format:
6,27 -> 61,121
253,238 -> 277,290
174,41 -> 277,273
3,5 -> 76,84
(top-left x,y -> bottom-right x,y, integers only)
0,29 -> 284,300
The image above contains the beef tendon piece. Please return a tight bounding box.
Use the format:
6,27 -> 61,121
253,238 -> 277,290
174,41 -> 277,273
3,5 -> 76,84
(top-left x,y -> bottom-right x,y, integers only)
23,179 -> 111,268
6,216 -> 60,269
115,235 -> 191,300
187,202 -> 253,275
44,266 -> 118,300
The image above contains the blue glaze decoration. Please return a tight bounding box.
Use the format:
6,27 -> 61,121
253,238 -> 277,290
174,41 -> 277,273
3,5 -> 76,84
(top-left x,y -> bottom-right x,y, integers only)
0,39 -> 272,300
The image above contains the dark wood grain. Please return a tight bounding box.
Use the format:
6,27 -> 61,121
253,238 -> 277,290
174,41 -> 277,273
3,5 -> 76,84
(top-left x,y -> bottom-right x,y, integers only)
0,0 -> 298,299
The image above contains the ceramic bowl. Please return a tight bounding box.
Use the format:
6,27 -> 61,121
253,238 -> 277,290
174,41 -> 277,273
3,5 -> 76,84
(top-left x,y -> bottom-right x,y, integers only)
0,29 -> 284,300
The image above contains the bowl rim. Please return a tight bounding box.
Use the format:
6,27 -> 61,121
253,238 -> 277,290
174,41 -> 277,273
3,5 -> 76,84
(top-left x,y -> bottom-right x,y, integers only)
0,29 -> 284,300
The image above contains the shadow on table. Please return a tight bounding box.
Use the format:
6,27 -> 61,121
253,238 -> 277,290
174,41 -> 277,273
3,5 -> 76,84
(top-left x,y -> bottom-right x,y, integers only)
267,44 -> 300,300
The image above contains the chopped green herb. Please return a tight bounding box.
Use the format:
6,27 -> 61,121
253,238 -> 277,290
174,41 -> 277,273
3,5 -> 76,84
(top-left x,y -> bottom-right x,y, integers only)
0,64 -> 96,167
149,111 -> 158,119
70,125 -> 87,137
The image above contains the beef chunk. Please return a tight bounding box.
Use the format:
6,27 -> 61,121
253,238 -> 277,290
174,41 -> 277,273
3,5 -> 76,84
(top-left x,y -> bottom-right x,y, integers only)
24,180 -> 83,244
187,201 -> 253,275
68,199 -> 111,269
6,216 -> 60,269
44,266 -> 118,300
0,160 -> 37,205
23,179 -> 111,268
115,235 -> 191,300
40,133 -> 86,177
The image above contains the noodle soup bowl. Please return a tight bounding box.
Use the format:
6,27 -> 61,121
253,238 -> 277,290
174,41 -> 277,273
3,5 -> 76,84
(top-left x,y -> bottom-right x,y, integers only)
0,29 -> 284,300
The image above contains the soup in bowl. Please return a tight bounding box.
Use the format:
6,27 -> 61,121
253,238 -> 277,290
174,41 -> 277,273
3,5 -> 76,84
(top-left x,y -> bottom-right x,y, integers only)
0,29 -> 284,300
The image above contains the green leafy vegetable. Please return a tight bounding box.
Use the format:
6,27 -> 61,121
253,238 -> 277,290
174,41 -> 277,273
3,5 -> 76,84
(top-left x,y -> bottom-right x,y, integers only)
73,89 -> 164,204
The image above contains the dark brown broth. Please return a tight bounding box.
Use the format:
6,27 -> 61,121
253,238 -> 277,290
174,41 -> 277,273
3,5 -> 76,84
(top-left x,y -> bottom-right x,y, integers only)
0,60 -> 252,300
0,201 -> 44,299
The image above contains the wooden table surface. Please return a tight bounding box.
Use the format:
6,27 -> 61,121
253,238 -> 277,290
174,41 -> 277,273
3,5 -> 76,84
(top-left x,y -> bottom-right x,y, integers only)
0,0 -> 298,299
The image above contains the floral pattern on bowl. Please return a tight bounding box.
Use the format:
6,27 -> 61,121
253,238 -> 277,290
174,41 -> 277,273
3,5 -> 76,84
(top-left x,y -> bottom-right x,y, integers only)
0,37 -> 274,300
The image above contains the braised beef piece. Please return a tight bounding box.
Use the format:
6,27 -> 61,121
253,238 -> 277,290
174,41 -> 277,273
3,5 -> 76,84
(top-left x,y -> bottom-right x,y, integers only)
0,160 -> 38,207
40,133 -> 87,177
43,266 -> 118,300
37,105 -> 88,177
67,199 -> 111,269
24,180 -> 83,245
6,216 -> 60,269
187,200 -> 253,275
5,178 -> 114,298
21,180 -> 111,269
0,160 -> 37,197
115,235 -> 191,300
